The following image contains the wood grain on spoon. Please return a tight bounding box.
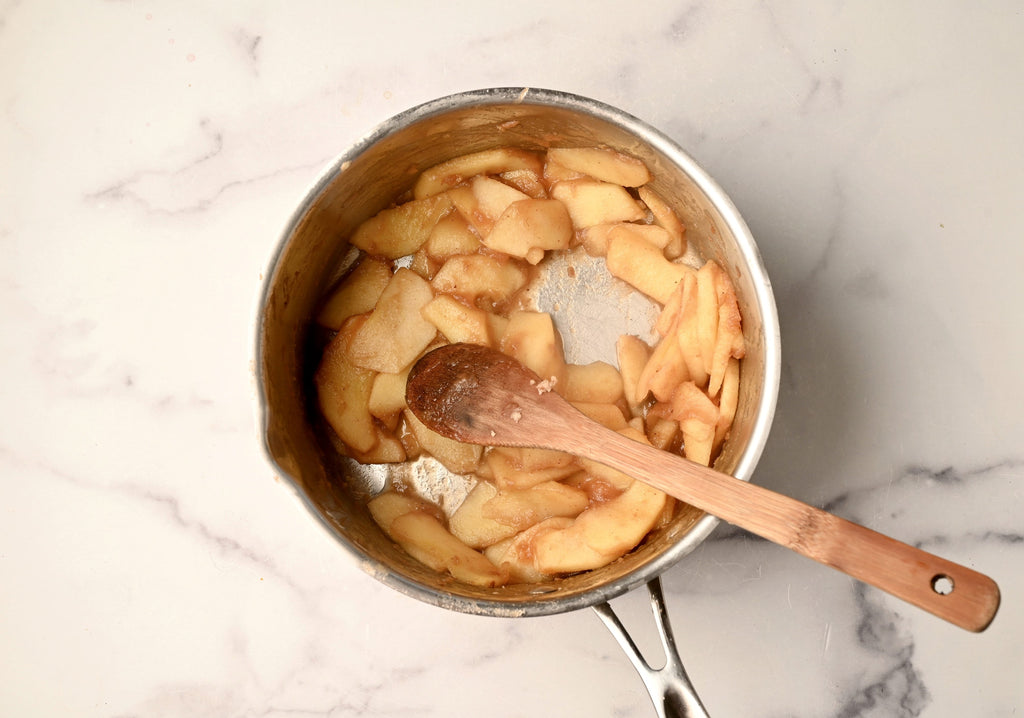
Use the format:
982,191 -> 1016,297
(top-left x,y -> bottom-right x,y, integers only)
406,343 -> 1001,633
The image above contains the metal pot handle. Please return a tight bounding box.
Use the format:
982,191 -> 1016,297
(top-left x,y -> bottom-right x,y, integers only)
593,576 -> 711,718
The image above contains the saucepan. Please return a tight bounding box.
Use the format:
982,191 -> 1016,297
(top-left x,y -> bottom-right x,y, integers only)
255,87 -> 781,717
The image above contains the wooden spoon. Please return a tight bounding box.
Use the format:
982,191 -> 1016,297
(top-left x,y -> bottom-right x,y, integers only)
405,343 -> 1000,632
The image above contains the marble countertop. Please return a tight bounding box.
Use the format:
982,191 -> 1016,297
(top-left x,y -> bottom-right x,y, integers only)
3,2 -> 1022,716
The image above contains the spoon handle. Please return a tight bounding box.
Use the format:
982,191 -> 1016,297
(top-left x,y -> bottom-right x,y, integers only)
566,419 -> 1000,633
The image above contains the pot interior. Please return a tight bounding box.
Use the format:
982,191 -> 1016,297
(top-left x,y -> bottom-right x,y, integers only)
257,89 -> 779,616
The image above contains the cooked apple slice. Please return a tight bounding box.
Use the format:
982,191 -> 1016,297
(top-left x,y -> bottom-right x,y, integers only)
425,212 -> 482,259
403,409 -> 482,475
486,449 -> 579,490
533,478 -> 668,574
605,230 -> 694,304
543,156 -> 586,183
574,456 -> 635,493
708,266 -> 745,396
637,185 -> 686,258
445,185 -> 491,236
482,198 -> 573,264
499,168 -> 547,198
449,480 -> 518,549
655,281 -> 684,338
570,401 -> 629,430
431,253 -> 530,309
389,510 -> 507,587
413,147 -> 544,199
579,223 -> 616,257
713,357 -> 740,456
695,261 -> 722,378
349,193 -> 453,259
490,446 -> 576,472
483,481 -> 588,523
314,316 -> 378,454
486,311 -> 509,346
407,248 -> 439,280
347,427 -> 407,464
636,327 -> 690,403
450,480 -> 588,549
562,361 -> 624,404
421,293 -> 493,346
550,179 -> 646,228
347,268 -> 438,373
469,175 -> 531,231
484,517 -> 574,583
646,417 -> 679,451
368,491 -> 440,534
368,365 -> 413,426
316,257 -> 392,330
616,334 -> 652,412
670,381 -> 719,466
499,310 -> 568,388
546,147 -> 651,187
581,222 -> 672,258
674,272 -> 709,387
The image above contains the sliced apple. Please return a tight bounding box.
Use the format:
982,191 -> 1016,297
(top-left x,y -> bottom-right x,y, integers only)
670,381 -> 719,466
695,261 -> 722,378
499,310 -> 568,388
533,479 -> 668,574
646,417 -> 679,451
562,361 -> 624,404
637,327 -> 690,403
368,491 -> 440,534
414,147 -> 544,199
450,480 -> 589,549
605,230 -> 694,304
316,257 -> 392,330
637,185 -> 686,258
314,316 -> 378,454
484,517 -> 574,583
713,357 -> 740,456
421,293 -> 494,346
403,409 -> 482,475
484,481 -> 589,527
499,168 -> 547,198
490,446 -> 576,472
468,175 -> 531,232
449,480 -> 518,549
674,272 -> 709,387
349,193 -> 453,259
347,268 -> 438,374
708,265 -> 745,396
389,511 -> 507,587
486,449 -> 579,490
482,198 -> 573,264
546,147 -> 651,187
347,427 -> 407,464
570,401 -> 629,430
616,334 -> 652,413
367,365 -> 413,425
425,212 -> 482,259
550,178 -> 646,228
431,253 -> 530,309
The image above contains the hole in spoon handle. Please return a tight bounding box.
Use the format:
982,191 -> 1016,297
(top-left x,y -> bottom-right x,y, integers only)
804,513 -> 1001,632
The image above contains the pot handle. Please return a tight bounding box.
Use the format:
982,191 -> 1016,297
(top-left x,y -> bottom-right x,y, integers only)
593,576 -> 711,718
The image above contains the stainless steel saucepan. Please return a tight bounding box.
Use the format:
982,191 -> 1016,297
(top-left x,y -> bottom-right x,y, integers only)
255,87 -> 781,717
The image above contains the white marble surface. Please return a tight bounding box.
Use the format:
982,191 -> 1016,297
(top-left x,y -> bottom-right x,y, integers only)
2,2 -> 1022,716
